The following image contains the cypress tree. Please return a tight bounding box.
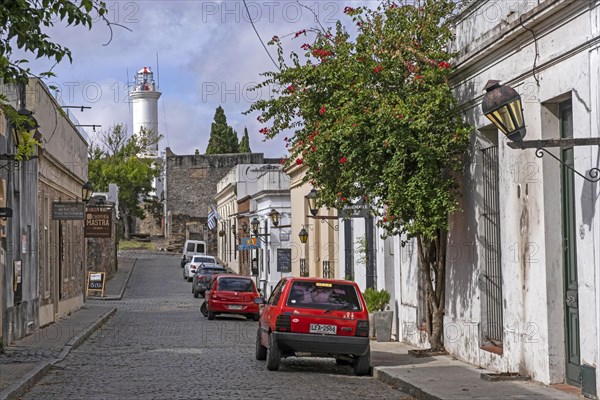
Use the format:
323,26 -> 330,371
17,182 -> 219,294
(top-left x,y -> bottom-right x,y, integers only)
239,127 -> 252,152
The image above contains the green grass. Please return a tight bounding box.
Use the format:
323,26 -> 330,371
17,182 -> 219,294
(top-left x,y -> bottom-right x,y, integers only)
118,240 -> 155,251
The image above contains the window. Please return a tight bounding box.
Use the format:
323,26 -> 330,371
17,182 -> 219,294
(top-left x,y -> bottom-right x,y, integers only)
268,279 -> 286,305
217,277 -> 255,292
286,281 -> 361,311
480,141 -> 503,346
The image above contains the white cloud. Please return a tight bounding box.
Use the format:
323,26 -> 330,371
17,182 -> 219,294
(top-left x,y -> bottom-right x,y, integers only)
26,0 -> 380,157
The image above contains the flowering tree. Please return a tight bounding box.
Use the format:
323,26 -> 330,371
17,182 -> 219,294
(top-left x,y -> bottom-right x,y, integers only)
247,0 -> 471,351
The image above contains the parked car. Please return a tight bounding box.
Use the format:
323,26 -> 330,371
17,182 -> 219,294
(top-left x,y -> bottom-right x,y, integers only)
192,265 -> 227,298
254,277 -> 370,375
204,275 -> 261,321
183,255 -> 217,281
180,240 -> 207,268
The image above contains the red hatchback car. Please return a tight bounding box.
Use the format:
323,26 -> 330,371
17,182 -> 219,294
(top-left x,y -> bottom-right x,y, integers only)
204,275 -> 261,321
254,277 -> 370,375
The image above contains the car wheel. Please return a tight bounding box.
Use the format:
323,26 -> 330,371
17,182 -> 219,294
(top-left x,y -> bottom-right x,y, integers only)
200,302 -> 208,317
353,351 -> 371,376
255,329 -> 267,360
207,310 -> 216,320
193,290 -> 199,298
266,333 -> 280,371
187,277 -> 193,282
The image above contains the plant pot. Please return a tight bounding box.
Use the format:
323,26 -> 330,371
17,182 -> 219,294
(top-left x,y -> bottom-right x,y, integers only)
372,310 -> 393,342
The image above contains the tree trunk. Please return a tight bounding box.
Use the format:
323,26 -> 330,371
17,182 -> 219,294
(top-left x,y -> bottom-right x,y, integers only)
417,229 -> 447,352
123,213 -> 131,240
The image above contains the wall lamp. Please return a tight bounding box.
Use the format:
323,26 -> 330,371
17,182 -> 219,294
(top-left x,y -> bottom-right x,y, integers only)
482,80 -> 600,182
298,227 -> 309,244
82,181 -> 94,204
305,188 -> 339,231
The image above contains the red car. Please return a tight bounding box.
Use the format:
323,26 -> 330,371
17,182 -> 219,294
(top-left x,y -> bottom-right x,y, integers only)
254,277 -> 370,375
204,275 -> 261,321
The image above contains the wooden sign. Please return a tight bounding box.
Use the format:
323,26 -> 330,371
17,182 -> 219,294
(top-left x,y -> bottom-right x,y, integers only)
86,271 -> 106,297
52,202 -> 85,220
84,210 -> 112,238
277,248 -> 292,273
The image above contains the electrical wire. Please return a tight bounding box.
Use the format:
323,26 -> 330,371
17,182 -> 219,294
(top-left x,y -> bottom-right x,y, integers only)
242,0 -> 280,71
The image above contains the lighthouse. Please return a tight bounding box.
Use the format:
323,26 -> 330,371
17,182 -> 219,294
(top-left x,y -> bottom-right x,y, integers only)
129,66 -> 161,156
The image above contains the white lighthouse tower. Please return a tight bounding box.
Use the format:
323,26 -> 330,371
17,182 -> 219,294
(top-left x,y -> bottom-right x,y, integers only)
129,66 -> 161,156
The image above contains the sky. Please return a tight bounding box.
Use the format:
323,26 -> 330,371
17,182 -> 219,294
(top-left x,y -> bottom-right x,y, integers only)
29,0 -> 380,158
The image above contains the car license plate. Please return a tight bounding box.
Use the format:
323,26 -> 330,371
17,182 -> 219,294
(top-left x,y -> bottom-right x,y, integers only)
228,305 -> 243,310
309,324 -> 337,335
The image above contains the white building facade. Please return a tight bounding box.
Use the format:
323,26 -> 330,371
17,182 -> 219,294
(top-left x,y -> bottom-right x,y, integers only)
426,0 -> 599,395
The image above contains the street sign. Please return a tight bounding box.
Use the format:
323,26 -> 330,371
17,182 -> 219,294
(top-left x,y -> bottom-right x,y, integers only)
238,237 -> 260,250
339,199 -> 370,219
52,202 -> 85,220
84,210 -> 112,238
279,230 -> 290,242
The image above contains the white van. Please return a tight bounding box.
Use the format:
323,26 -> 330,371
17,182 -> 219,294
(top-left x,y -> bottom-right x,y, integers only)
180,240 -> 207,267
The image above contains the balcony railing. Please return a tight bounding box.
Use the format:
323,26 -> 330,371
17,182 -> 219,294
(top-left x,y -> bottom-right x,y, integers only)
299,258 -> 309,277
322,260 -> 333,279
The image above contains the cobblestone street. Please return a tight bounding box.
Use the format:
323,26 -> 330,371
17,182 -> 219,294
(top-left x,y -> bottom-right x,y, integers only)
21,255 -> 411,399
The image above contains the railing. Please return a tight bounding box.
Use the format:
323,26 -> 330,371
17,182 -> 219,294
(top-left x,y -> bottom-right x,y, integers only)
299,258 -> 309,277
322,260 -> 333,279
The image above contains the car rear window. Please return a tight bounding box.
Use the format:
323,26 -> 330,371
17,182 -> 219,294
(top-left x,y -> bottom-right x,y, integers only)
198,268 -> 225,274
286,281 -> 361,311
193,256 -> 215,263
217,278 -> 255,292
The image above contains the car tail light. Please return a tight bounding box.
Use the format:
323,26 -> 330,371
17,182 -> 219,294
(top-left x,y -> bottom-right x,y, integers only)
355,320 -> 369,337
275,314 -> 291,332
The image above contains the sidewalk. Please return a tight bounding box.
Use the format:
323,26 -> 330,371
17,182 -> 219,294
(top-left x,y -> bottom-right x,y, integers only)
370,341 -> 582,400
0,256 -> 136,400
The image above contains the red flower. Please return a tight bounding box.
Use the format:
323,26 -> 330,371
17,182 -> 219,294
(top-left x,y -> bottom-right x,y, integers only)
373,65 -> 384,74
311,146 -> 316,152
341,197 -> 347,202
279,158 -> 286,165
414,75 -> 423,80
383,216 -> 388,223
296,158 -> 303,165
438,61 -> 451,69
339,156 -> 348,164
319,106 -> 326,115
312,48 -> 332,59
294,30 -> 306,38
271,35 -> 279,42
337,192 -> 342,197
259,127 -> 270,134
344,6 -> 355,14
406,63 -> 416,73
301,43 -> 312,50
357,56 -> 366,62
287,85 -> 295,93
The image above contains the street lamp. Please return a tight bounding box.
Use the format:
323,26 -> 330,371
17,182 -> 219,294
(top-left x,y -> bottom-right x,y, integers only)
268,209 -> 280,227
231,222 -> 236,235
482,80 -> 526,142
251,217 -> 260,235
82,181 -> 94,203
298,227 -> 308,244
306,188 -> 318,216
481,80 -> 600,182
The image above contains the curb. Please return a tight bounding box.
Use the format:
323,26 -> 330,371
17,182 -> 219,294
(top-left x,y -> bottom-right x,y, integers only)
90,258 -> 137,301
373,367 -> 442,400
0,307 -> 117,400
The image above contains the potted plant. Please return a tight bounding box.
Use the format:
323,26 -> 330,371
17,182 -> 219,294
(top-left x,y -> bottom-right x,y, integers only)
364,288 -> 393,342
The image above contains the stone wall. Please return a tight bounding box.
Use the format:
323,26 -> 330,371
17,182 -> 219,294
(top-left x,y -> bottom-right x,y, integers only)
165,149 -> 267,255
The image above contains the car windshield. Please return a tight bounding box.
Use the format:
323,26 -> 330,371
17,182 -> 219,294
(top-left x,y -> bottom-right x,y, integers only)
286,281 -> 361,311
217,278 -> 255,292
